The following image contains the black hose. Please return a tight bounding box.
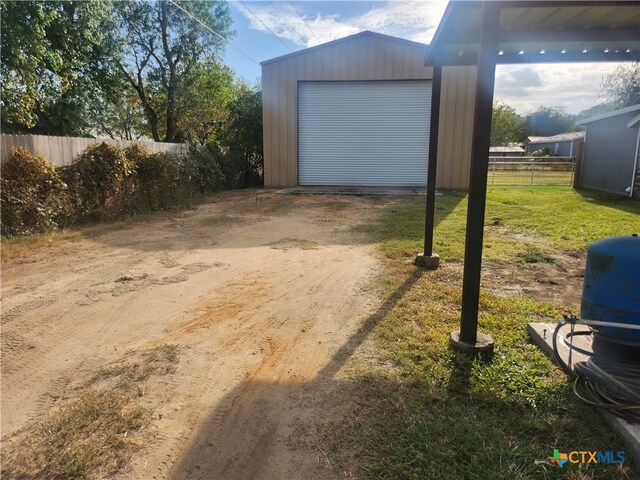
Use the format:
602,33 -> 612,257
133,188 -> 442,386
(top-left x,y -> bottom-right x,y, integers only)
552,316 -> 640,423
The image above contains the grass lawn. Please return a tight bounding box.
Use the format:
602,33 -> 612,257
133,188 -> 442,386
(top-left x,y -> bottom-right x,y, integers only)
329,187 -> 640,479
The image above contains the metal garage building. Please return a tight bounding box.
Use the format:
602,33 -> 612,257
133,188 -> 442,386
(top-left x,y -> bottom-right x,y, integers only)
261,31 -> 477,188
576,104 -> 640,197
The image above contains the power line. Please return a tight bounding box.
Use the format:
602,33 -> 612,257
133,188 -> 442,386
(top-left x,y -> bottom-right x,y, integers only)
270,1 -> 306,45
168,0 -> 259,64
239,1 -> 293,52
288,1 -> 320,44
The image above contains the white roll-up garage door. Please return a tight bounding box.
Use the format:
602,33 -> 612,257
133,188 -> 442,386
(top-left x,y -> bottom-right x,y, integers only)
298,81 -> 431,186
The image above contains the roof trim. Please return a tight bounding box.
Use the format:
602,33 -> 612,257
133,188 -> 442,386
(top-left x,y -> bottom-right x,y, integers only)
526,132 -> 584,144
627,113 -> 640,128
576,104 -> 640,125
261,31 -> 426,66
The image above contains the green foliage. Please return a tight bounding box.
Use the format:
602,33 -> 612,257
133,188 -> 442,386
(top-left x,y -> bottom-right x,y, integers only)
0,147 -> 71,236
64,143 -> 135,220
178,61 -> 236,144
601,62 -> 640,108
181,144 -> 226,193
525,106 -> 577,136
491,101 -> 526,146
114,0 -> 234,142
132,150 -> 185,211
222,85 -> 264,187
0,1 -> 121,135
89,87 -> 148,141
574,103 -> 617,122
1,134 -> 262,236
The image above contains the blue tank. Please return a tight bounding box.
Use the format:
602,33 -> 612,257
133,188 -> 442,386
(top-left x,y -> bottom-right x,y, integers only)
581,234 -> 640,344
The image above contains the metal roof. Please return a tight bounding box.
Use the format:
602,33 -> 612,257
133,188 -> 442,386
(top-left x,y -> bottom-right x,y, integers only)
525,131 -> 585,143
426,1 -> 640,65
489,146 -> 526,152
576,103 -> 640,125
261,31 -> 426,66
627,112 -> 640,127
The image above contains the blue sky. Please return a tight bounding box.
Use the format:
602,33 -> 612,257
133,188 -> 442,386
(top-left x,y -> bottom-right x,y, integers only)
222,1 -> 623,115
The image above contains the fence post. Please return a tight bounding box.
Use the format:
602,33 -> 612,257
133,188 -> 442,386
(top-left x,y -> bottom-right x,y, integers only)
530,159 -> 535,186
570,157 -> 575,186
491,157 -> 496,185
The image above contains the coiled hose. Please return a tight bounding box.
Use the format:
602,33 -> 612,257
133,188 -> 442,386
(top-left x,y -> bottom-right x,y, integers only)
552,316 -> 640,423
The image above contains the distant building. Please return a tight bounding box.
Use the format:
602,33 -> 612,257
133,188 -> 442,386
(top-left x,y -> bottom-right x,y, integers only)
576,104 -> 640,198
525,132 -> 585,156
489,146 -> 526,157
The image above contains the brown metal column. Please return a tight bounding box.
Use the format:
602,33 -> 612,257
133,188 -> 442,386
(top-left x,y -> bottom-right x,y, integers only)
452,2 -> 499,357
416,64 -> 442,269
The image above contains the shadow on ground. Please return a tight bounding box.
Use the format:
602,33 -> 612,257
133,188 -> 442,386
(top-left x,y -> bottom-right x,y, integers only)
168,268 -> 425,479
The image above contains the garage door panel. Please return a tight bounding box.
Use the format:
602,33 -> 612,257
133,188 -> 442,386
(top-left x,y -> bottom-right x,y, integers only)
298,81 -> 431,186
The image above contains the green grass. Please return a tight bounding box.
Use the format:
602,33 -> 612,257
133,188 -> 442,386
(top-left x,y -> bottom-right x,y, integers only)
489,170 -> 573,186
377,187 -> 640,264
327,187 -> 639,479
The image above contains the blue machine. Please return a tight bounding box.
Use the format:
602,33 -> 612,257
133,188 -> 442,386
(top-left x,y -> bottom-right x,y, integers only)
581,234 -> 640,345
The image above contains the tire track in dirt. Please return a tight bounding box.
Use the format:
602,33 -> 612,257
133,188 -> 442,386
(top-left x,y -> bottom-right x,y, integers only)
2,192 -> 382,479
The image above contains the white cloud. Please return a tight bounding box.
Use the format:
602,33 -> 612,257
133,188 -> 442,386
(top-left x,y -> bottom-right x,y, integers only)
238,1 -> 623,115
495,63 -> 622,115
238,1 -> 448,47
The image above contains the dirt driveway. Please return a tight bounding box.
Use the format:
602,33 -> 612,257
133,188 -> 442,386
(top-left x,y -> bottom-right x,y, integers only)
1,191 -> 385,479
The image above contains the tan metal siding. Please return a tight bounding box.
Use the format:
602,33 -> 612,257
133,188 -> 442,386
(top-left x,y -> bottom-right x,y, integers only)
262,33 -> 476,188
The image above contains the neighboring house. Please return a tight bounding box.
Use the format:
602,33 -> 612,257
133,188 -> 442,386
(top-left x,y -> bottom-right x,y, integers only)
576,104 -> 640,198
261,31 -> 478,188
489,146 -> 525,157
524,132 -> 584,156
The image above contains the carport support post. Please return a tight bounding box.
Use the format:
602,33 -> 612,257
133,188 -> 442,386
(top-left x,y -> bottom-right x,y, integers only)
415,64 -> 442,269
450,1 -> 497,359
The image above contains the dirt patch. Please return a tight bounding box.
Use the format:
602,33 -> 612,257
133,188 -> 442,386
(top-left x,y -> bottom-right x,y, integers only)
482,251 -> 585,308
1,191 -> 383,479
1,190 -> 590,478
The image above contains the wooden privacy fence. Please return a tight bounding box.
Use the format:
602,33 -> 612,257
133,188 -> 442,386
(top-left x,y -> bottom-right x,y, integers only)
1,134 -> 184,167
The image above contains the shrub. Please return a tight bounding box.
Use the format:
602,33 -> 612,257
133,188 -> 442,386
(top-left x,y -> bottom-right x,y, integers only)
133,151 -> 185,211
64,142 -> 134,220
0,147 -> 71,236
123,143 -> 149,166
180,144 -> 225,194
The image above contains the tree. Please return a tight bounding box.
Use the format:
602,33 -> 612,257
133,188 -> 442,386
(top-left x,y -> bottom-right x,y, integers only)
221,83 -> 263,186
0,1 -> 121,135
491,102 -> 526,145
114,0 -> 233,142
600,62 -> 640,108
525,106 -> 576,136
574,103 -> 616,122
88,86 -> 148,141
177,61 -> 235,144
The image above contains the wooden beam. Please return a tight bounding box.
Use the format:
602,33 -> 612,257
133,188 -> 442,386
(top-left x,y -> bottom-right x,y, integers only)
459,1 -> 499,345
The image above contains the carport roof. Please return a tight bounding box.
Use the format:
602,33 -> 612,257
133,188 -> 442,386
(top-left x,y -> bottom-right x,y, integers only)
425,0 -> 640,66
